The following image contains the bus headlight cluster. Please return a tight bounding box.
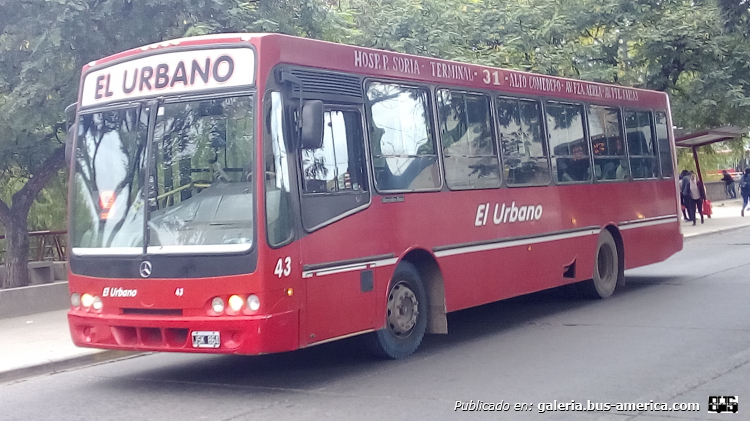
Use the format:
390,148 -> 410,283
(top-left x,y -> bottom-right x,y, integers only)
210,294 -> 260,315
71,292 -> 103,311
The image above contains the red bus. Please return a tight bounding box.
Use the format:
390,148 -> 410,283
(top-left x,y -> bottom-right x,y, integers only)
67,33 -> 682,359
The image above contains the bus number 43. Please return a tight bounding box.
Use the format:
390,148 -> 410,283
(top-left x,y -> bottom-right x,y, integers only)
274,257 -> 292,278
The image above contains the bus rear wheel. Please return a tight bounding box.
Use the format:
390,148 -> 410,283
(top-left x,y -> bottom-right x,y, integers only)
367,262 -> 428,359
580,230 -> 619,299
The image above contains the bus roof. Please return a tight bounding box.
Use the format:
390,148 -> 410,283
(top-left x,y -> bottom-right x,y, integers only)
83,33 -> 669,110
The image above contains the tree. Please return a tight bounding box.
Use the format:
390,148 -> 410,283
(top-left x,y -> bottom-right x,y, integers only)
0,0 -> 338,288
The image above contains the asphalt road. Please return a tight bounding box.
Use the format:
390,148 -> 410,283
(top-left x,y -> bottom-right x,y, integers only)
1,228 -> 749,421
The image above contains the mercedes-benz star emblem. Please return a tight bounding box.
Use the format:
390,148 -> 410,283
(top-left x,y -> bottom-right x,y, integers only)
139,261 -> 152,278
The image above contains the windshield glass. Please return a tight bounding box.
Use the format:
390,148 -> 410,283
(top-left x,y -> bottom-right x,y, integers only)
71,95 -> 255,255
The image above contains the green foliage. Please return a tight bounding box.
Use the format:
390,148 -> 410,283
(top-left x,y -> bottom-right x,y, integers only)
344,0 -> 475,58
717,0 -> 750,36
0,171 -> 67,235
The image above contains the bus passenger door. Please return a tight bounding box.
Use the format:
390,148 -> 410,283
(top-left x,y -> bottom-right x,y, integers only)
298,106 -> 375,344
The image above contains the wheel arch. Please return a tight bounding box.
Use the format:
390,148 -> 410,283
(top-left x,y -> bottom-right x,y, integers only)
399,248 -> 448,334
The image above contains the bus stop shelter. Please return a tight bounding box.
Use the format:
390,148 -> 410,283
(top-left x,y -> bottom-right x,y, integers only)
674,126 -> 749,185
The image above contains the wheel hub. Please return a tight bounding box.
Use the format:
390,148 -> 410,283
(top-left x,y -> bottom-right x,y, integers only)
387,282 -> 419,337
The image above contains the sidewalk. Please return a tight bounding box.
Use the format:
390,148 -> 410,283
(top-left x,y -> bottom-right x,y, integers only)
679,198 -> 750,238
0,309 -> 137,383
2,199 -> 750,384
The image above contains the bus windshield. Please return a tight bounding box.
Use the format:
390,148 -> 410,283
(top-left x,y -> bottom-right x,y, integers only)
71,95 -> 255,255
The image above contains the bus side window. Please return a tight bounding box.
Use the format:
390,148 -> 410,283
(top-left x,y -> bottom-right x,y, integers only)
299,108 -> 370,231
545,101 -> 590,184
588,105 -> 627,181
654,111 -> 673,178
625,110 -> 658,180
496,97 -> 550,186
301,110 -> 367,194
366,82 -> 440,192
436,89 -> 501,190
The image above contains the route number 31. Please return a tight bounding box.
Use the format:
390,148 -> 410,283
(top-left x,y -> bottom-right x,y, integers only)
274,257 -> 292,278
482,69 -> 503,86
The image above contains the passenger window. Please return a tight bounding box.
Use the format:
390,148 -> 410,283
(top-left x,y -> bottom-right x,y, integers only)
654,111 -> 674,178
496,97 -> 550,186
302,110 -> 367,194
546,101 -> 591,183
367,82 -> 440,191
588,105 -> 628,181
299,108 -> 369,231
437,90 -> 501,190
624,110 -> 658,179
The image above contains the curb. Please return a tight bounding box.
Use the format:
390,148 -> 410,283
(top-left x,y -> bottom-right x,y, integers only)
0,350 -> 145,384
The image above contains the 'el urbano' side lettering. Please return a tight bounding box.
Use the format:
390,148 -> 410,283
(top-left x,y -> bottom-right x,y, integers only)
475,202 -> 543,227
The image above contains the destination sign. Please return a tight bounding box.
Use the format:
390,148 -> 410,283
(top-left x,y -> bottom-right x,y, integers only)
352,49 -> 641,103
81,48 -> 255,107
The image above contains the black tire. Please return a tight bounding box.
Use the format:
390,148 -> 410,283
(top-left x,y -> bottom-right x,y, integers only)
366,262 -> 428,359
580,230 -> 619,299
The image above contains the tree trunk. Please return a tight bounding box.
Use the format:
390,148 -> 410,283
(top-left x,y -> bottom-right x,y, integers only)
3,216 -> 30,289
0,146 -> 65,289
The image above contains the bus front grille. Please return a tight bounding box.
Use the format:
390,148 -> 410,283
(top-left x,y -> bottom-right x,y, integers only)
121,308 -> 183,316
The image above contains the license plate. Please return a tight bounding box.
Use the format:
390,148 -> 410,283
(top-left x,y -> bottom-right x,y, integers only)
191,331 -> 220,348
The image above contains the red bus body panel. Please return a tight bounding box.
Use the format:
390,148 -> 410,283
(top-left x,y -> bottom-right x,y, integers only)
68,33 -> 682,355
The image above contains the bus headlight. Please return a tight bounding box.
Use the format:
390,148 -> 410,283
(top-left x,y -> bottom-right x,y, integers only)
228,295 -> 244,312
247,294 -> 260,312
70,293 -> 81,307
92,296 -> 103,311
211,297 -> 225,314
81,293 -> 94,308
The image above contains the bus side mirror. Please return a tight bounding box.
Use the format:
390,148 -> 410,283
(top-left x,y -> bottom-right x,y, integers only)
300,100 -> 324,150
64,103 -> 77,163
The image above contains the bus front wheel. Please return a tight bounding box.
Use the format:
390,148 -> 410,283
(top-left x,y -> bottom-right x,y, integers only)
367,262 -> 428,359
581,230 -> 619,299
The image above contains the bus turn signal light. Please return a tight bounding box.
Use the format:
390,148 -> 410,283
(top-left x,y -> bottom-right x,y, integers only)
228,295 -> 244,312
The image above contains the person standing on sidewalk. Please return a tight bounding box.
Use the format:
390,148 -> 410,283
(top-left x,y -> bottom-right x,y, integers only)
687,171 -> 706,225
722,170 -> 737,199
740,168 -> 750,217
679,170 -> 691,221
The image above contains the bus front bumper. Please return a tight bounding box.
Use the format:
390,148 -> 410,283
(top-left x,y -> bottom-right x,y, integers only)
68,310 -> 299,355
